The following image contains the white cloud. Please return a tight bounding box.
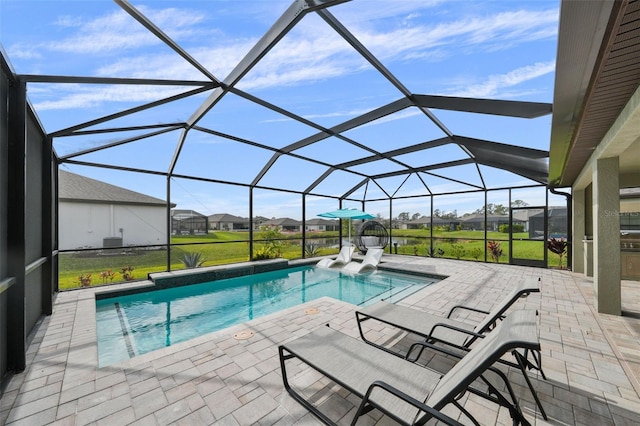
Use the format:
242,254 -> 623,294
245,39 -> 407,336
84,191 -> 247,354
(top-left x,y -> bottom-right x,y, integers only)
445,61 -> 556,98
24,2 -> 557,114
47,6 -> 207,54
6,44 -> 42,60
350,9 -> 558,62
33,84 -> 197,111
54,15 -> 84,28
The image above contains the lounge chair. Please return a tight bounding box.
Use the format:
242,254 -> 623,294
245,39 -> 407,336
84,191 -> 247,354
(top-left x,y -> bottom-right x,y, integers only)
279,310 -> 541,425
355,276 -> 546,419
316,246 -> 355,268
341,247 -> 383,273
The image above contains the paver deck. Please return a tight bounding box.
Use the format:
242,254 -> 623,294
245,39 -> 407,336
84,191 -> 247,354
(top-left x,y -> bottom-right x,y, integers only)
1,256 -> 639,425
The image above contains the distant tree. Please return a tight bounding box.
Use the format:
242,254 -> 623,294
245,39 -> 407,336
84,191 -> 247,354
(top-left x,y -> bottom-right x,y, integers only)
472,203 -> 507,215
512,200 -> 529,207
433,209 -> 442,218
493,204 -> 507,215
397,212 -> 410,221
472,205 -> 487,215
411,212 -> 421,220
440,210 -> 458,219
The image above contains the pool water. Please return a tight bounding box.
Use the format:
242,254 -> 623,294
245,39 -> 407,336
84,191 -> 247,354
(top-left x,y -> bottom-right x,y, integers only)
95,266 -> 438,366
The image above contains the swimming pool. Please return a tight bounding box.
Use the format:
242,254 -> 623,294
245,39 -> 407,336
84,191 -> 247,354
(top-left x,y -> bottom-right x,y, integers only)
95,265 -> 438,366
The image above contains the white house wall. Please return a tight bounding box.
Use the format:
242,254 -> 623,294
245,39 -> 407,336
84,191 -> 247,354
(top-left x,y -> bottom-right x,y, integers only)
59,202 -> 167,250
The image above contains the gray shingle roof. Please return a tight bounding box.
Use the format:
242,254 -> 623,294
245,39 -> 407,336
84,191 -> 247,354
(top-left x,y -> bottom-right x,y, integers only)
172,209 -> 206,218
208,213 -> 248,222
406,216 -> 454,225
59,170 -> 170,206
461,213 -> 512,223
306,218 -> 338,225
262,217 -> 301,226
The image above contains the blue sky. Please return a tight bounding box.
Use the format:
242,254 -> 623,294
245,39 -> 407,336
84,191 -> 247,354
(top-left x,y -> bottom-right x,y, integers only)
0,0 -> 562,219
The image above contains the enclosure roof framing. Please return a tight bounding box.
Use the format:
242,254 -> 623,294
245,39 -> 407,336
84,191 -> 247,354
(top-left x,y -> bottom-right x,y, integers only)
19,0 -> 553,202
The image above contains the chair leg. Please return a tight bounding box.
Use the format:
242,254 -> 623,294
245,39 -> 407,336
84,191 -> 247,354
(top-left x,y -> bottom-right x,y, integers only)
478,368 -> 532,426
279,346 -> 336,425
514,350 -> 548,420
452,399 -> 481,426
521,348 -> 547,379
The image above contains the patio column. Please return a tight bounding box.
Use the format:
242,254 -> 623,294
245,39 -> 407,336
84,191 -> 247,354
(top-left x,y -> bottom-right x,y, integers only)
593,157 -> 621,315
572,188 -> 585,274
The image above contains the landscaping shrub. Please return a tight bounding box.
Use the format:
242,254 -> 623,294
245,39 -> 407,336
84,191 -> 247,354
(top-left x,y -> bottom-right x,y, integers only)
99,269 -> 115,284
450,244 -> 466,259
180,252 -> 206,268
487,240 -> 503,263
499,223 -> 524,233
548,237 -> 568,269
78,273 -> 92,287
304,242 -> 320,257
470,247 -> 483,260
121,266 -> 135,281
254,225 -> 284,259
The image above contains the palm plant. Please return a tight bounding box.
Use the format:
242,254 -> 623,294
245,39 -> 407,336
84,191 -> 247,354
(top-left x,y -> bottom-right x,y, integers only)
180,252 -> 206,268
304,242 -> 320,257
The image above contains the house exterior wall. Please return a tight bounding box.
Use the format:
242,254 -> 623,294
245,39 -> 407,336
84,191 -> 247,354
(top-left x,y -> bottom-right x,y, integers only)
306,224 -> 339,231
59,201 -> 167,250
210,220 -> 249,231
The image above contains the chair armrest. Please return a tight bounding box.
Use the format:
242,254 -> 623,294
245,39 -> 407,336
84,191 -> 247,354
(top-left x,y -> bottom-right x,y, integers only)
354,380 -> 464,426
406,340 -> 469,362
428,322 -> 484,341
406,325 -> 485,362
446,305 -> 491,318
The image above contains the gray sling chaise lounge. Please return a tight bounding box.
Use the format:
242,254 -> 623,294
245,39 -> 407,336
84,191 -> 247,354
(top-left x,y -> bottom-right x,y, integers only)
355,276 -> 546,419
279,310 -> 541,425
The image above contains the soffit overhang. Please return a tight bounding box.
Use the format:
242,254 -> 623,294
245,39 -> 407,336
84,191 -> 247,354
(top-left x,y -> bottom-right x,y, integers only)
549,0 -> 640,187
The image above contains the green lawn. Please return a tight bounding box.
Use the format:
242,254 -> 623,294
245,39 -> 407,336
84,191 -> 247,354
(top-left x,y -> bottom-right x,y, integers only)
59,229 -> 563,290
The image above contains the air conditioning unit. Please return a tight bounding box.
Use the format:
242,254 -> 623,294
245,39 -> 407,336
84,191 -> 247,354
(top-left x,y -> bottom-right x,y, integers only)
103,237 -> 123,248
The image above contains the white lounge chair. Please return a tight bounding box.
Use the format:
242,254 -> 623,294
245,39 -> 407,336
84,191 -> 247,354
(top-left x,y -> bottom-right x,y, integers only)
316,246 -> 355,268
342,247 -> 383,273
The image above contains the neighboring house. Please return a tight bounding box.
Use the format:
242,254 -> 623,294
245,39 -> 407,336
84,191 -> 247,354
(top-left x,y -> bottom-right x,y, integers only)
403,216 -> 460,230
512,210 -> 531,231
171,209 -> 208,235
260,217 -> 302,232
252,216 -> 270,231
460,214 -> 523,231
59,170 -> 173,250
529,206 -> 568,239
305,218 -> 339,232
208,213 -> 250,231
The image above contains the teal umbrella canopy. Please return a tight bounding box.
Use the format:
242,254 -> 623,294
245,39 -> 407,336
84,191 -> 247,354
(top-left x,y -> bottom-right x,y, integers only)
317,208 -> 374,220
318,208 -> 374,246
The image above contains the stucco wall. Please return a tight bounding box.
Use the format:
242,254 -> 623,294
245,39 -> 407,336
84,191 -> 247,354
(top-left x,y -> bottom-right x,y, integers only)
59,202 -> 167,250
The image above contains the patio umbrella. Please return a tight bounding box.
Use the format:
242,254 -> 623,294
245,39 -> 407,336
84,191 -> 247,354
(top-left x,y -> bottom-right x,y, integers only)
318,208 -> 374,246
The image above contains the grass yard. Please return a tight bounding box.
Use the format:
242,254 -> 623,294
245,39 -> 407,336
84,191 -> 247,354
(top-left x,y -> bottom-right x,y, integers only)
59,229 -> 563,290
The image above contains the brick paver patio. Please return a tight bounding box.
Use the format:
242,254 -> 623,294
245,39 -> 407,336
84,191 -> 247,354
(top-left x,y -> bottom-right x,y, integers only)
1,256 -> 639,425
